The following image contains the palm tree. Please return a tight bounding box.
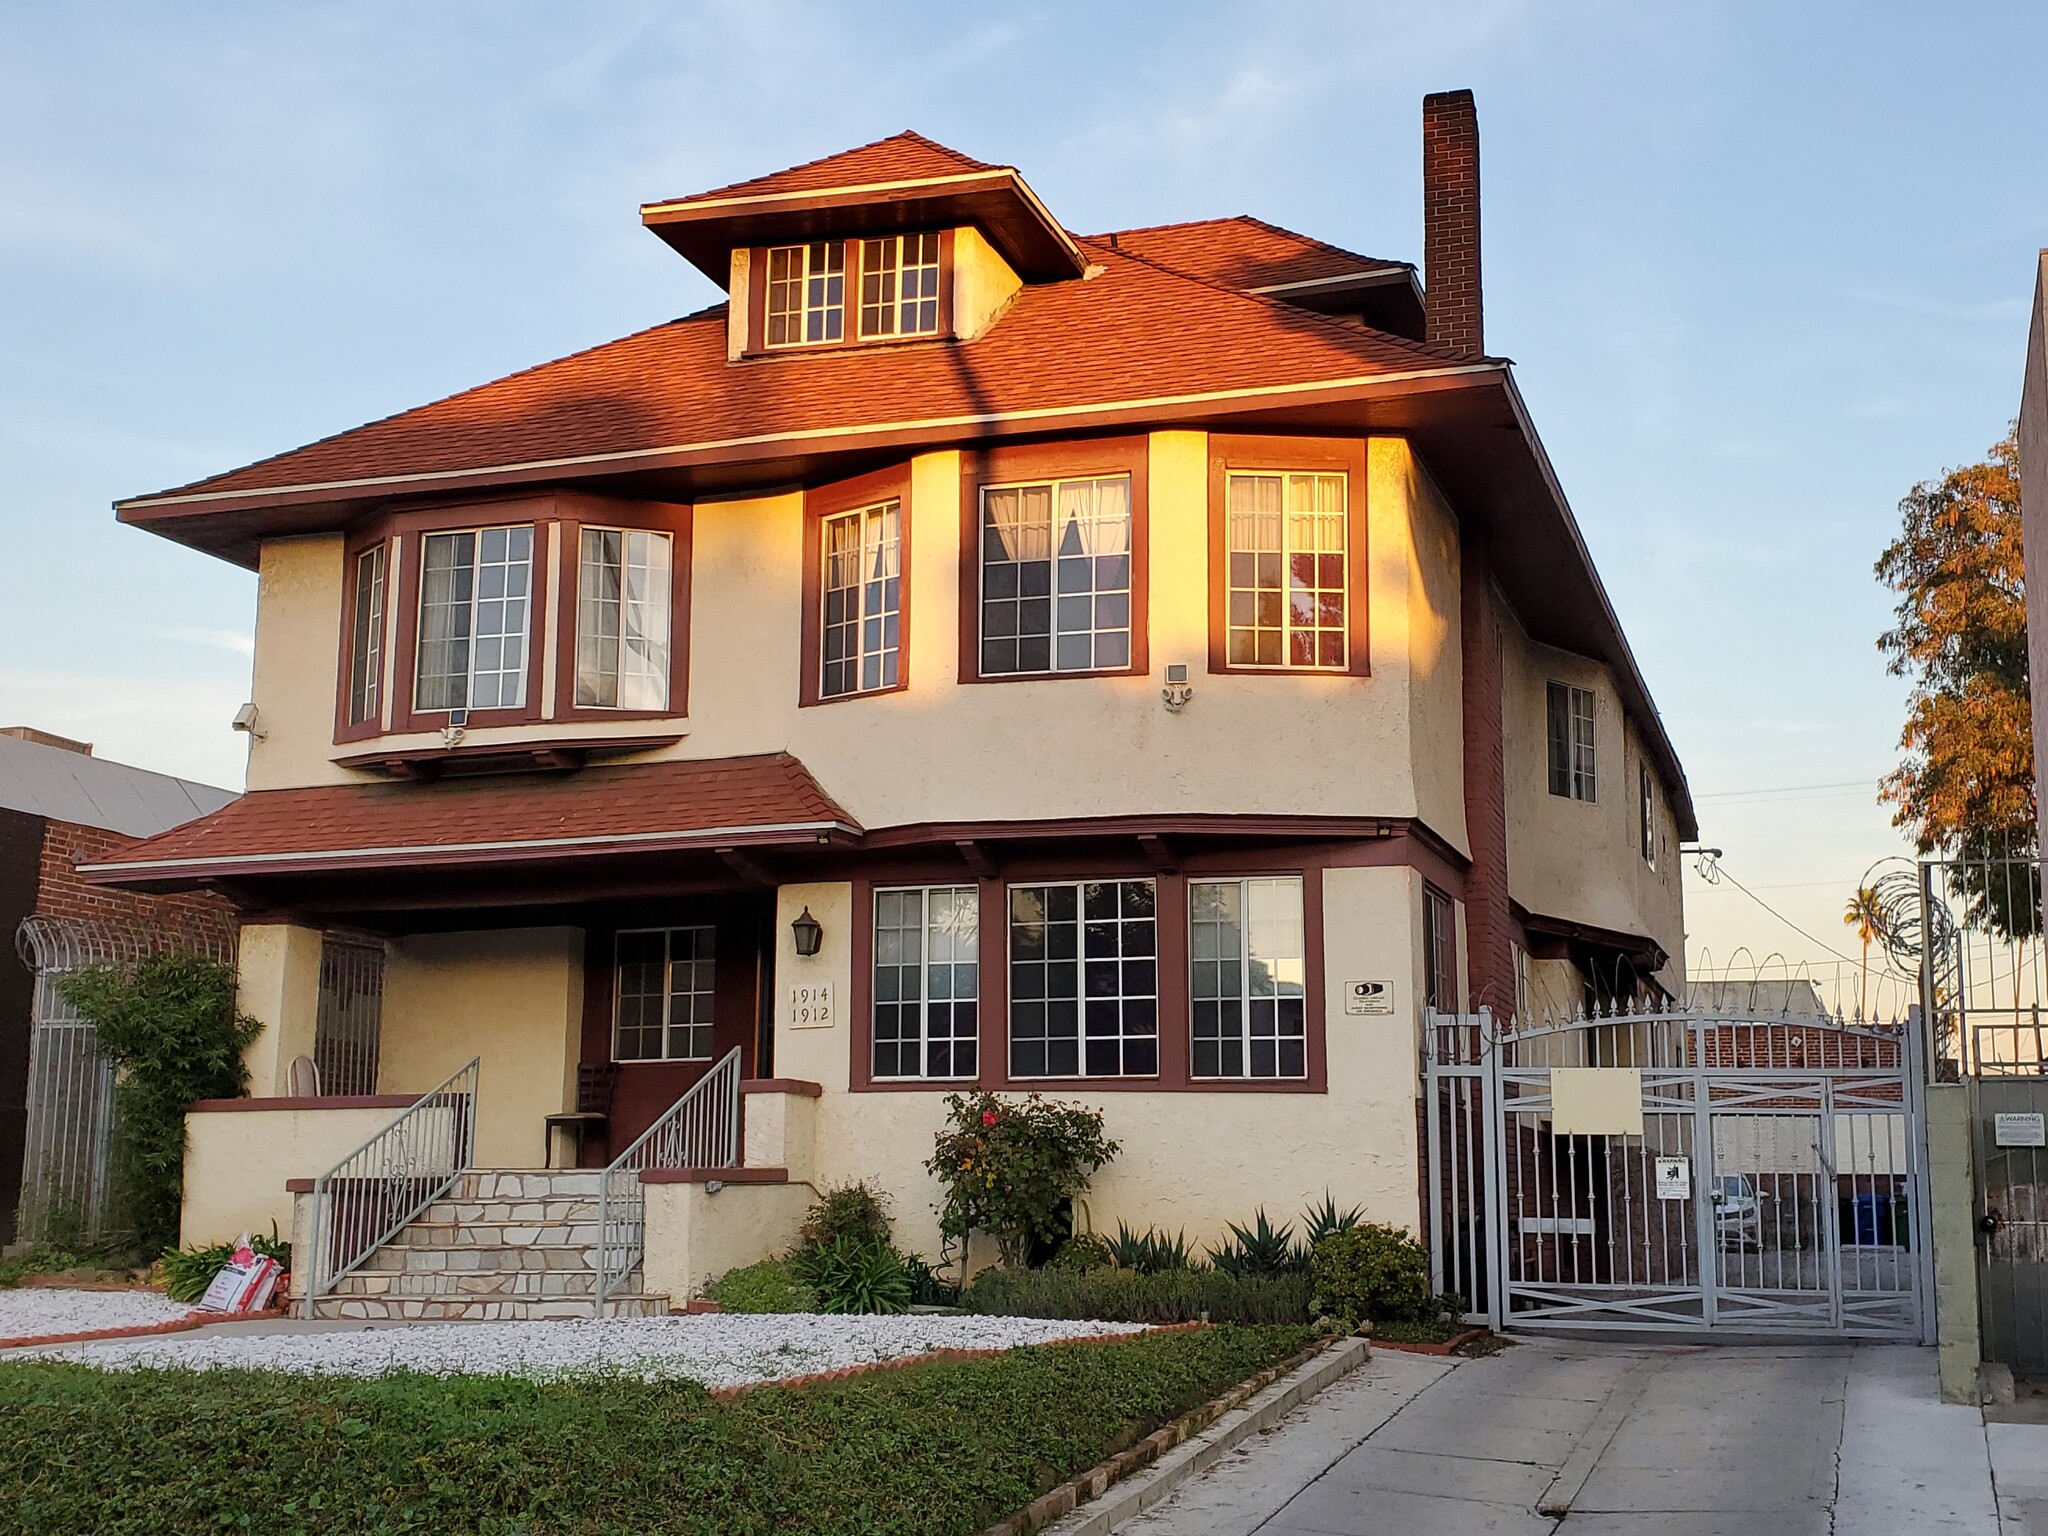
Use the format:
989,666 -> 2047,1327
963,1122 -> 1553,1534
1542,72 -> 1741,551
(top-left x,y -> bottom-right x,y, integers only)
1842,886 -> 1884,1019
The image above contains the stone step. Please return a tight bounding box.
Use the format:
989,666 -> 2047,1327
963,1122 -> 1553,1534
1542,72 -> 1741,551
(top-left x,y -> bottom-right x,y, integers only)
446,1170 -> 607,1199
358,1242 -> 600,1275
306,1292 -> 669,1322
395,1218 -> 606,1249
336,1268 -> 603,1299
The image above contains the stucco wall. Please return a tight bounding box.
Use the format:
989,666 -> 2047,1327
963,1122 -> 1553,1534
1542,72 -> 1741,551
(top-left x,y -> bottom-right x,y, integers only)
1384,441 -> 1468,857
641,1178 -> 818,1303
181,1104 -> 412,1247
377,927 -> 582,1168
244,534 -> 344,793
768,870 -> 1430,1262
952,225 -> 1023,341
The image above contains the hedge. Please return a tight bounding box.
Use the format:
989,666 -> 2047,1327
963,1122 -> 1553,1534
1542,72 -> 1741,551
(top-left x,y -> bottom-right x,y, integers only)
963,1266 -> 1312,1325
0,1324 -> 1311,1535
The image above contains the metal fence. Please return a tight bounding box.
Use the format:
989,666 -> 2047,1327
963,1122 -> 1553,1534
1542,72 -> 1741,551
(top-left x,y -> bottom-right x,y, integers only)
1913,853 -> 2048,1078
594,1048 -> 741,1314
314,935 -> 385,1097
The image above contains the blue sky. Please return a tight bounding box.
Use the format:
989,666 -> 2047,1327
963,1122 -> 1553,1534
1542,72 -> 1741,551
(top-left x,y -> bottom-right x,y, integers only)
3,1 -> 2043,992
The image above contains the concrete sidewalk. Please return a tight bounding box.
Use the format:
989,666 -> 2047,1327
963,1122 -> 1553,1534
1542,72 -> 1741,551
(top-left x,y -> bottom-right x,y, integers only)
1092,1340 -> 2031,1536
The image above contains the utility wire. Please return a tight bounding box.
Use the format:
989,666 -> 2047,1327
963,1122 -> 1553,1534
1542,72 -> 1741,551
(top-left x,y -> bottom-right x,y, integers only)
1688,856 -> 1885,976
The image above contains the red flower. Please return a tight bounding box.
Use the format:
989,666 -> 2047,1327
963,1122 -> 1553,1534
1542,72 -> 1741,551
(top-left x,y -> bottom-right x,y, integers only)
981,1109 -> 999,1127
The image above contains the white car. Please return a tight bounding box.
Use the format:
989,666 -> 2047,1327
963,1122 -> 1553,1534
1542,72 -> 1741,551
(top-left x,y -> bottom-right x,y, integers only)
1713,1174 -> 1764,1248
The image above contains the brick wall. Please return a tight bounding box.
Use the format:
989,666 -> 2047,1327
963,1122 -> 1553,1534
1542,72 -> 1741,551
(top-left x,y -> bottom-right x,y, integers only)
1422,89 -> 1483,357
1459,546 -> 1518,1016
35,820 -> 238,957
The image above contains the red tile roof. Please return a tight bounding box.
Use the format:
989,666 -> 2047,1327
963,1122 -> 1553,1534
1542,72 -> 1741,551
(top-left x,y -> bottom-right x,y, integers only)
1103,216 -> 1410,292
654,131 -> 996,206
126,245 -> 1475,510
79,753 -> 858,882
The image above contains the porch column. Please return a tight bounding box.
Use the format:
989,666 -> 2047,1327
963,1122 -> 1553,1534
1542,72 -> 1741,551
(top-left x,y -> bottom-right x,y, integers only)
236,922 -> 324,1096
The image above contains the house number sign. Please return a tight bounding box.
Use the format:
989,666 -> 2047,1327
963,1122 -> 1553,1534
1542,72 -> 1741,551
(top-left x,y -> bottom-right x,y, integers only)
1654,1157 -> 1691,1201
789,984 -> 834,1029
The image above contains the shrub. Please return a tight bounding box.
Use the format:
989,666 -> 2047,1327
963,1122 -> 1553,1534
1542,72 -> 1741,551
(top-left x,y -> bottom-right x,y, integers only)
1208,1209 -> 1306,1277
898,1253 -> 961,1307
1045,1232 -> 1114,1272
1301,1192 -> 1366,1249
1309,1223 -> 1433,1325
794,1181 -> 895,1255
157,1230 -> 291,1305
964,1265 -> 1312,1325
704,1257 -> 816,1314
791,1237 -> 912,1315
57,954 -> 261,1253
1105,1223 -> 1195,1274
926,1093 -> 1118,1268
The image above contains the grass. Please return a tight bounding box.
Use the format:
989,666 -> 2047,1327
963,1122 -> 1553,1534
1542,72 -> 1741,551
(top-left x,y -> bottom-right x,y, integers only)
0,1323 -> 1313,1534
1370,1316 -> 1476,1345
962,1265 -> 1312,1325
0,1244 -> 143,1290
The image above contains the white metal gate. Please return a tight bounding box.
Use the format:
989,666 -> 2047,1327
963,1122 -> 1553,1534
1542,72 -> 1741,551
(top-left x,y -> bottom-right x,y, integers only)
1425,1006 -> 1932,1339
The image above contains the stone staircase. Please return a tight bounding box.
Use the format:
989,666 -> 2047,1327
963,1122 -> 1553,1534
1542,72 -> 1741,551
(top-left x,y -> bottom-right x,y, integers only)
307,1170 -> 672,1321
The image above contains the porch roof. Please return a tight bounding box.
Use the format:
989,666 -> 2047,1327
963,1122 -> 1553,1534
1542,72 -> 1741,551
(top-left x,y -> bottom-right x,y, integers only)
76,752 -> 858,889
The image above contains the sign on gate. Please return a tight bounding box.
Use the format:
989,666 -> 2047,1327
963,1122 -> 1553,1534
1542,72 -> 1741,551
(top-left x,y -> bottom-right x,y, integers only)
1993,1112 -> 2045,1148
1423,1007 -> 1929,1342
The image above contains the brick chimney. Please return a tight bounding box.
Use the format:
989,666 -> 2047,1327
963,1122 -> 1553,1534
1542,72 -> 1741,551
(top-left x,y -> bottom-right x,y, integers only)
1422,89 -> 1482,356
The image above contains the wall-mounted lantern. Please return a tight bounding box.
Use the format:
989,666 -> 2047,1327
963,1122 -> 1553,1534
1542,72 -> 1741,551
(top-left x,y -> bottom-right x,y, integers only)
790,906 -> 824,958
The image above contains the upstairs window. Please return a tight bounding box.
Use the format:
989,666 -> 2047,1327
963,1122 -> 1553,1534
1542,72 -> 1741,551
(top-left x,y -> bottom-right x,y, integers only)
1547,681 -> 1597,801
821,500 -> 901,698
980,476 -> 1133,675
347,544 -> 386,726
1639,761 -> 1657,867
576,528 -> 672,710
860,233 -> 942,337
415,526 -> 533,713
1225,472 -> 1348,669
766,241 -> 845,346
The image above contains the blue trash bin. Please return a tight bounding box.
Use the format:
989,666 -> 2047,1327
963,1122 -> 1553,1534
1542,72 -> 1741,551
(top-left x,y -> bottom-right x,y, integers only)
1849,1193 -> 1885,1246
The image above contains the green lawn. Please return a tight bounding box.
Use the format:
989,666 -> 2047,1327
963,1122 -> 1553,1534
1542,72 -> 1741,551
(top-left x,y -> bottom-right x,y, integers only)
1,1324 -> 1312,1535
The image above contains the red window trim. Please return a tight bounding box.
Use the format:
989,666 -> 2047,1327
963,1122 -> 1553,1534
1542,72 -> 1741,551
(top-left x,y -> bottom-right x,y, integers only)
744,231 -> 956,357
955,436 -> 1152,686
334,534 -> 396,746
550,496 -> 694,725
1206,434 -> 1370,679
848,851 -> 1326,1095
799,465 -> 913,709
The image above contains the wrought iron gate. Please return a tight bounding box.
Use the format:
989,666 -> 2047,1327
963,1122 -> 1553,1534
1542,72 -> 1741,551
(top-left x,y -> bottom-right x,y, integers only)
1425,1006 -> 1931,1339
1975,1077 -> 2048,1375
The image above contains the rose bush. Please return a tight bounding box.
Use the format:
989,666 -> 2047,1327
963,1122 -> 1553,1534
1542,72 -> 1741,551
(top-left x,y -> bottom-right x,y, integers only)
925,1092 -> 1118,1267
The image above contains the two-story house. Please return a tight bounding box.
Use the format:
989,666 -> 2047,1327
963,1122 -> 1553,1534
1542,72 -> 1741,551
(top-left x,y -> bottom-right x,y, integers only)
88,92 -> 1695,1318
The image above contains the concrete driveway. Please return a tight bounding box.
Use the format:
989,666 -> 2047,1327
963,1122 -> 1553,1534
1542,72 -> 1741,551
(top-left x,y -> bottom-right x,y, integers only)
1096,1340 -> 2038,1536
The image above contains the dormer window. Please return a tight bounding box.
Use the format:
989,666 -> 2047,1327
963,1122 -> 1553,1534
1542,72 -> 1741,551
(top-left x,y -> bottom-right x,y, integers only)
859,233 -> 942,338
751,232 -> 952,353
766,241 -> 846,346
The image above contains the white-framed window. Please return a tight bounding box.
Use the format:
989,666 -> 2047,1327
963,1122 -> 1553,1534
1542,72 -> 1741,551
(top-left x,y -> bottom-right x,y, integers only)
613,926 -> 716,1062
872,885 -> 979,1080
1639,760 -> 1657,867
980,476 -> 1133,675
1422,884 -> 1456,1014
859,232 -> 942,338
1008,879 -> 1157,1077
766,241 -> 845,346
347,544 -> 386,725
1190,877 -> 1307,1080
415,525 -> 533,713
1547,681 -> 1597,801
821,501 -> 901,697
1224,471 -> 1347,669
576,528 -> 672,710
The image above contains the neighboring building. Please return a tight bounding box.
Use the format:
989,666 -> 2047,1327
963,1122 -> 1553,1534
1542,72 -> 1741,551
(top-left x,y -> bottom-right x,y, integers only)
85,93 -> 1695,1311
2024,249 -> 2048,859
1685,979 -> 1830,1019
0,728 -> 235,1243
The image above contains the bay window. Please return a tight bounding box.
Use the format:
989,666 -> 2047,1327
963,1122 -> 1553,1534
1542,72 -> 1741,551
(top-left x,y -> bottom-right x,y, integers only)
614,926 -> 716,1062
980,476 -> 1133,675
1224,472 -> 1347,669
1009,879 -> 1157,1078
415,525 -> 533,713
872,885 -> 979,1080
576,528 -> 672,710
821,501 -> 901,698
347,544 -> 386,726
1190,877 -> 1307,1080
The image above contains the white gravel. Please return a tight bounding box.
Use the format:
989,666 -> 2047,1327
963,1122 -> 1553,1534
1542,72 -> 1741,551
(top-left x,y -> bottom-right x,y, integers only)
46,1313 -> 1149,1386
0,1287 -> 191,1339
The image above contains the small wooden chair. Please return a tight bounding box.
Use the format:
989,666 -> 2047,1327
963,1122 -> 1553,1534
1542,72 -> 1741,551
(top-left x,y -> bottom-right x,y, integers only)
544,1063 -> 617,1168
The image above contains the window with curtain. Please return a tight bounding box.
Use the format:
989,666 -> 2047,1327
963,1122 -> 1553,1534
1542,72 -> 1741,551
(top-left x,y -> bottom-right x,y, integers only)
614,926 -> 717,1061
576,528 -> 672,710
1224,471 -> 1347,668
980,475 -> 1132,675
415,525 -> 533,712
766,241 -> 846,346
347,544 -> 386,725
821,501 -> 901,697
1190,877 -> 1307,1080
860,233 -> 941,337
872,885 -> 979,1079
1008,879 -> 1156,1077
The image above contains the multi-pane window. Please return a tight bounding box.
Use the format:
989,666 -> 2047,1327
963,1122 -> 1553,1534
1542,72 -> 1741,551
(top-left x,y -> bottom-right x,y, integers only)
1225,472 -> 1347,668
1423,885 -> 1456,1013
860,233 -> 941,338
766,241 -> 846,346
872,886 -> 979,1080
415,526 -> 533,712
980,476 -> 1132,675
821,501 -> 901,697
347,544 -> 386,725
1639,761 -> 1657,867
1009,880 -> 1157,1077
614,927 -> 717,1062
576,528 -> 672,710
1190,877 -> 1307,1080
1546,681 -> 1597,801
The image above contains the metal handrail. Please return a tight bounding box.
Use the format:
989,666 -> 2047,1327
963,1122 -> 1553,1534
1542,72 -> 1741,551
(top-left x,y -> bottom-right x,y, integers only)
594,1047 -> 741,1314
301,1057 -> 479,1316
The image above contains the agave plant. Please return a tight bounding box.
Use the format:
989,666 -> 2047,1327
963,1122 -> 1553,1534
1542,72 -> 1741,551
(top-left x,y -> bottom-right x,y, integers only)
1106,1222 -> 1196,1274
1301,1192 -> 1367,1250
1209,1208 -> 1306,1277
